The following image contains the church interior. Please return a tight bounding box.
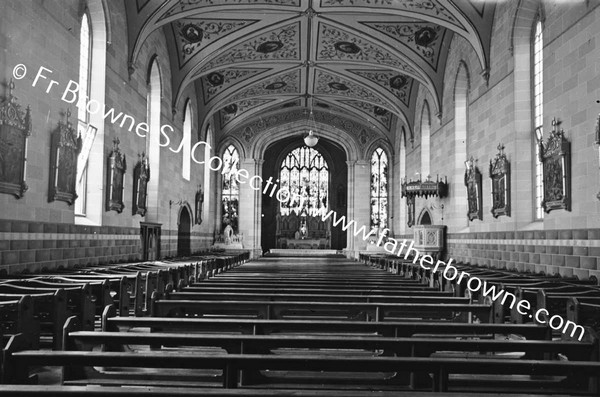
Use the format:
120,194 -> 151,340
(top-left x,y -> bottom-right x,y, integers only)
1,0 -> 600,395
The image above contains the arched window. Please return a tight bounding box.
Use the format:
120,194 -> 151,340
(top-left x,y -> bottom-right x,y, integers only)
279,146 -> 329,216
182,101 -> 192,180
420,102 -> 431,179
75,13 -> 92,216
221,145 -> 240,232
146,58 -> 162,221
532,19 -> 544,220
370,147 -> 388,229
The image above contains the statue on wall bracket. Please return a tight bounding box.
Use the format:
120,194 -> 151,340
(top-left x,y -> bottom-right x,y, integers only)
195,184 -> 204,225
595,110 -> 600,201
49,109 -> 81,205
0,79 -> 31,198
132,152 -> 150,216
106,137 -> 126,213
406,195 -> 416,228
465,156 -> 482,221
489,143 -> 510,218
539,118 -> 571,213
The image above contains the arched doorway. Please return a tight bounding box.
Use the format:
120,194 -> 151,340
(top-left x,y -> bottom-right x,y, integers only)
177,206 -> 191,256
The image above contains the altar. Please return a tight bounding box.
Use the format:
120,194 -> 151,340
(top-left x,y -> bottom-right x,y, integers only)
276,212 -> 331,249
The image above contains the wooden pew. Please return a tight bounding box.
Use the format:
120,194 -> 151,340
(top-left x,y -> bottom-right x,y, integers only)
0,385 -> 557,397
567,297 -> 600,338
4,333 -> 600,393
0,289 -> 66,349
151,298 -> 493,322
0,296 -> 38,350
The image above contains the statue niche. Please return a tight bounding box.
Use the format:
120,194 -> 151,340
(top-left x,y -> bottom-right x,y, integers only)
0,79 -> 31,198
106,137 -> 126,213
49,109 -> 81,205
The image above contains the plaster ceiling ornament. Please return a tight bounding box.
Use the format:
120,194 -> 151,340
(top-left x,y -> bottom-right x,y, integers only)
314,70 -> 390,108
319,0 -> 459,27
349,69 -> 415,106
339,100 -> 392,130
199,68 -> 270,104
125,1 -> 496,150
229,69 -> 301,102
220,98 -> 275,127
160,0 -> 301,20
317,23 -> 420,73
173,18 -> 257,67
199,23 -> 300,73
360,21 -> 446,70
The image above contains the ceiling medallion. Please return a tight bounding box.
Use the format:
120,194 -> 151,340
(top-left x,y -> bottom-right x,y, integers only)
181,24 -> 203,44
265,81 -> 286,90
389,75 -> 408,90
207,72 -> 224,87
374,106 -> 388,116
328,82 -> 349,91
334,41 -> 361,54
414,27 -> 437,47
223,104 -> 238,114
256,40 -> 284,53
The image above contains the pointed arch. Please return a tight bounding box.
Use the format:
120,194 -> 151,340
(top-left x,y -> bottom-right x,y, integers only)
182,98 -> 192,181
221,144 -> 241,233
452,61 -> 470,227
370,146 -> 389,230
420,101 -> 431,179
146,56 -> 162,222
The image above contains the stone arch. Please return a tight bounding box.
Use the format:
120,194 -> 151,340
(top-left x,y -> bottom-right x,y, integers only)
177,203 -> 192,256
417,208 -> 433,225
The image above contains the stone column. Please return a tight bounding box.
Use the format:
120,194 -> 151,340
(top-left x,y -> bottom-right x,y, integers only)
350,160 -> 371,253
238,158 -> 263,258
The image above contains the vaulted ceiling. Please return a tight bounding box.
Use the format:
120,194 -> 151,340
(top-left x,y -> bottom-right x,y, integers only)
126,0 -> 496,146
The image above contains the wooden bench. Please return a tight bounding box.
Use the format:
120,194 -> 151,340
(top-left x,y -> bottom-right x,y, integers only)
0,289 -> 66,349
4,334 -> 599,393
0,385 -> 559,396
0,296 -> 37,349
151,298 -> 492,322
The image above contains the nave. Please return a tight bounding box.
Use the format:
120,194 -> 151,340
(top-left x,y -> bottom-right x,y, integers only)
2,253 -> 600,396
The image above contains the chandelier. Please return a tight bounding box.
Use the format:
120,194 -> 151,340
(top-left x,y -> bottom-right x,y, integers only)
304,109 -> 319,147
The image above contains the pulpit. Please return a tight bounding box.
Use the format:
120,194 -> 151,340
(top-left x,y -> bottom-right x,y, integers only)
413,225 -> 446,260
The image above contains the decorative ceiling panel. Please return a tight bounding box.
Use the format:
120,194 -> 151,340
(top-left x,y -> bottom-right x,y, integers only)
360,20 -> 447,71
349,69 -> 415,107
199,22 -> 301,74
220,98 -> 275,127
161,0 -> 301,21
232,109 -> 373,144
338,99 -> 392,130
316,22 -> 420,75
229,69 -> 301,102
199,68 -> 271,105
318,0 -> 461,28
172,18 -> 259,68
314,69 -> 390,108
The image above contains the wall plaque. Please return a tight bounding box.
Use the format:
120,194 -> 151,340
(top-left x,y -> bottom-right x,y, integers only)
106,137 -> 126,213
540,118 -> 570,213
465,156 -> 482,221
489,143 -> 510,218
49,109 -> 81,205
0,80 -> 31,198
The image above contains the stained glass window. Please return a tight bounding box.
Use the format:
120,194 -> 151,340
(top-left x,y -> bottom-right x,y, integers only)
370,147 -> 388,229
221,145 -> 240,232
279,146 -> 328,216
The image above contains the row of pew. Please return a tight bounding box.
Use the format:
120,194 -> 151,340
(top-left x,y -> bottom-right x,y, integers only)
1,252 -> 599,396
